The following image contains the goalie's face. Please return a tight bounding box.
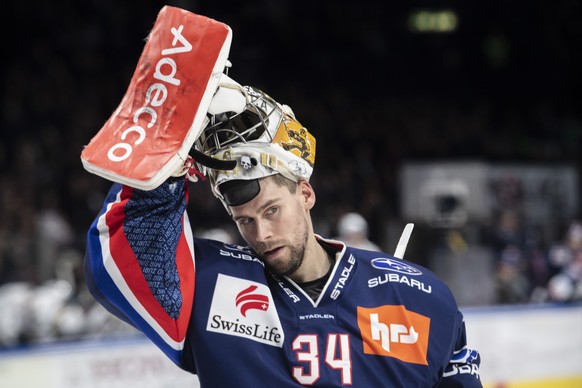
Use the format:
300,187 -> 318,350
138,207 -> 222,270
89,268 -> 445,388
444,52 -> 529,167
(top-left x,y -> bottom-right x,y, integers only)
229,176 -> 316,278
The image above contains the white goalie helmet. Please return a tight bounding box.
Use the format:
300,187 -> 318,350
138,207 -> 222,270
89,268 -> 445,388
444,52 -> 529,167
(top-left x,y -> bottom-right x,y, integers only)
194,74 -> 316,207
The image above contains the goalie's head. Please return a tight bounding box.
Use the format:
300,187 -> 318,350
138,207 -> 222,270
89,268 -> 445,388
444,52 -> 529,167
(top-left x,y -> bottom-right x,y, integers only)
195,75 -> 316,208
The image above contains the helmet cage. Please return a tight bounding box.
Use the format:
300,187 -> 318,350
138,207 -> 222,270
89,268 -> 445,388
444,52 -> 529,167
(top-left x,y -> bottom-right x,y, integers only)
196,86 -> 281,157
193,81 -> 316,209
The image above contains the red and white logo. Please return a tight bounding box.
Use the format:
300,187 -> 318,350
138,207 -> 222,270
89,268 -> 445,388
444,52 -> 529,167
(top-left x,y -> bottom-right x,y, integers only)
207,274 -> 284,347
235,285 -> 270,317
357,305 -> 430,365
81,6 -> 232,190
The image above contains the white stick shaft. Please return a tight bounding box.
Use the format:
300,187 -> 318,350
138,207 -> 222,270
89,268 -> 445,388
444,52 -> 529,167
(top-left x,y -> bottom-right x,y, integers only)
394,223 -> 414,259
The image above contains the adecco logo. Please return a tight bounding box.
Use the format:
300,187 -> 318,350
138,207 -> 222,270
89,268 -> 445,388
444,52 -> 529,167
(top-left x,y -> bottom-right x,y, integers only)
371,258 -> 422,276
107,26 -> 193,162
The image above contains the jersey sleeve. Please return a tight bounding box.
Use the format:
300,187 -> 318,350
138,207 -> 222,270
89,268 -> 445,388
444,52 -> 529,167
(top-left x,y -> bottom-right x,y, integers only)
437,311 -> 482,387
84,177 -> 196,371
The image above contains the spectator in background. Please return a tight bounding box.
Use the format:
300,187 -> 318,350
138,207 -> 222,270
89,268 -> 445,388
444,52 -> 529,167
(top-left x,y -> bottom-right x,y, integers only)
546,221 -> 582,302
334,212 -> 381,251
494,245 -> 531,304
37,188 -> 75,282
488,209 -> 532,304
547,220 -> 582,270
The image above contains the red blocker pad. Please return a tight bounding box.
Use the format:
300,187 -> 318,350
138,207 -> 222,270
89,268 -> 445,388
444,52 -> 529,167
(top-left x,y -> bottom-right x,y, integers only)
81,6 -> 232,190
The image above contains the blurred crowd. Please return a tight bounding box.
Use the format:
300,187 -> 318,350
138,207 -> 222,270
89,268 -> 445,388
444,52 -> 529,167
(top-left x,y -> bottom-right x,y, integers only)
1,1 -> 581,347
487,213 -> 582,304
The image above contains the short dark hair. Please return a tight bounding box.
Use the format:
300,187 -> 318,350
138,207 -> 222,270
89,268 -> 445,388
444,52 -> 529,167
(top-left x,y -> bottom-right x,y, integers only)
270,174 -> 298,194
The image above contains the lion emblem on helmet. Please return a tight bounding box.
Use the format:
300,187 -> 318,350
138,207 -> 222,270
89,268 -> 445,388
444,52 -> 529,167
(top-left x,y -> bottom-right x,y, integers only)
274,117 -> 315,166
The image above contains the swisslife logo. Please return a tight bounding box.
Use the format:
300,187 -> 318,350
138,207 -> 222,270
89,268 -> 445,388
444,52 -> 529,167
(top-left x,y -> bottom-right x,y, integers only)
357,305 -> 430,365
207,274 -> 284,347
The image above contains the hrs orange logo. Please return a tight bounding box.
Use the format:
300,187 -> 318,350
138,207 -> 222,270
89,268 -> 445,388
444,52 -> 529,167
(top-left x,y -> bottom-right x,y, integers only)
357,305 -> 430,365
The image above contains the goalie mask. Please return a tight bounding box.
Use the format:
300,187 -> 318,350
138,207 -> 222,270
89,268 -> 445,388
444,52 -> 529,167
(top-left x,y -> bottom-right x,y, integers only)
194,74 -> 316,208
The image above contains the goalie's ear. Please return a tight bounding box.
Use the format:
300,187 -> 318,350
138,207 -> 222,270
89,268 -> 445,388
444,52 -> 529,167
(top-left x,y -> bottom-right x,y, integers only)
80,6 -> 232,190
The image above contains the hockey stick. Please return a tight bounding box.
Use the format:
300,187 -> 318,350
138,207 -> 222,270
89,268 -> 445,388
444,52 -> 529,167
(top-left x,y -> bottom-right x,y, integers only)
393,223 -> 414,259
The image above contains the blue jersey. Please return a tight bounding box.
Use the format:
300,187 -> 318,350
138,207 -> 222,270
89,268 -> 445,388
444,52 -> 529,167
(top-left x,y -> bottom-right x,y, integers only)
84,179 -> 482,387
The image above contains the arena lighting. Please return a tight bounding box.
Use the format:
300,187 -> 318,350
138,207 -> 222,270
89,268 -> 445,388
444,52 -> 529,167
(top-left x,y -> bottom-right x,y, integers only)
407,9 -> 458,33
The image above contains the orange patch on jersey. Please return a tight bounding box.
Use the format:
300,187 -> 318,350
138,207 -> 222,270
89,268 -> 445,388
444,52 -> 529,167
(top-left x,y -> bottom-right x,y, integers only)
357,305 -> 430,365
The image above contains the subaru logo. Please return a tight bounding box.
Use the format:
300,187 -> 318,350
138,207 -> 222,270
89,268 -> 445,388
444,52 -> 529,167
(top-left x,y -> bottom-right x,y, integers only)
371,258 -> 422,275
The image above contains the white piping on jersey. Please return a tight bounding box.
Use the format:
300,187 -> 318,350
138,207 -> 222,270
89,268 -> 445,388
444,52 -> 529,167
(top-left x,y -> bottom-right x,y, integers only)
283,235 -> 347,308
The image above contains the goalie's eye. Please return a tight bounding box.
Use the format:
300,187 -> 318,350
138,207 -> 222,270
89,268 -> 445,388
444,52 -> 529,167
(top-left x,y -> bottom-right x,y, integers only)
236,217 -> 253,226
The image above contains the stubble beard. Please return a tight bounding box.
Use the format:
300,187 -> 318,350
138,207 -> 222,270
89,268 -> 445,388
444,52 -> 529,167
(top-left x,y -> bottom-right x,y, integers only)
263,217 -> 309,277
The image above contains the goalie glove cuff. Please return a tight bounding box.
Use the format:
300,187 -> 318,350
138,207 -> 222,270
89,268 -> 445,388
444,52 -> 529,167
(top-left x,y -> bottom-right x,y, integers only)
171,156 -> 206,183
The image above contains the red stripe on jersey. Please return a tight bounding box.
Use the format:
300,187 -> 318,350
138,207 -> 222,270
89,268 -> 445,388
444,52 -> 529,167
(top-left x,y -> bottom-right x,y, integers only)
105,185 -> 194,343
